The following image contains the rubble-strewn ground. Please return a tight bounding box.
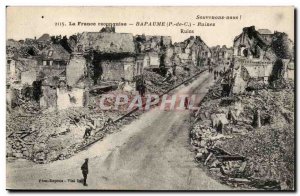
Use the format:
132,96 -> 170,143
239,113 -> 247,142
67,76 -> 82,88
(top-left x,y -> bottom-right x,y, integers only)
144,65 -> 203,94
143,70 -> 171,94
7,66 -> 206,164
7,107 -> 108,163
190,78 -> 294,190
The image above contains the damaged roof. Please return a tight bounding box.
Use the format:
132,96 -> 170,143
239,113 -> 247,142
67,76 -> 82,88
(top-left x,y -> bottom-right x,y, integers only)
234,26 -> 271,48
77,32 -> 135,54
184,36 -> 210,52
257,29 -> 273,35
37,33 -> 51,42
41,44 -> 71,61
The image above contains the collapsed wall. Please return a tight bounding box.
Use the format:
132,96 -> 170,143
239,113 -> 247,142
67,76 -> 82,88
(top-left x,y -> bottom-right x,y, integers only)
231,58 -> 275,94
56,87 -> 86,110
66,55 -> 86,87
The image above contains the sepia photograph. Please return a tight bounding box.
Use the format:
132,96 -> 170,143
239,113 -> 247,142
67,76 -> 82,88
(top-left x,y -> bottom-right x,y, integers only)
5,6 -> 295,191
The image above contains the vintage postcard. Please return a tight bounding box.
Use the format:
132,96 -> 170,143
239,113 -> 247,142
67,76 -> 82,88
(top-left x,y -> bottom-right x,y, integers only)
6,6 -> 295,190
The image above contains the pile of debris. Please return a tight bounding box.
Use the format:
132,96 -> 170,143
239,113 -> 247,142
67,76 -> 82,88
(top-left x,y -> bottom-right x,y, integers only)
190,77 -> 294,190
8,87 -> 41,114
175,64 -> 202,84
215,124 -> 294,190
143,66 -> 205,94
191,123 -> 252,187
143,70 -> 171,94
7,90 -> 144,164
202,79 -> 223,101
6,107 -> 110,163
174,66 -> 190,84
270,78 -> 294,90
7,66 -> 208,164
89,89 -> 137,115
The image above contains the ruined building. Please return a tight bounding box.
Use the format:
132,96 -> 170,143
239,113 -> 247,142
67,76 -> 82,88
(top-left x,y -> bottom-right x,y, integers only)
177,36 -> 211,67
75,30 -> 136,84
230,26 -> 294,94
210,45 -> 233,66
7,27 -> 217,112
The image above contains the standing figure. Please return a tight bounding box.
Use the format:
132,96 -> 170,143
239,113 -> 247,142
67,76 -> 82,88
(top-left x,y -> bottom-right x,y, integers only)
81,158 -> 89,186
140,82 -> 146,97
83,126 -> 92,139
136,82 -> 142,95
214,71 -> 217,80
184,97 -> 189,109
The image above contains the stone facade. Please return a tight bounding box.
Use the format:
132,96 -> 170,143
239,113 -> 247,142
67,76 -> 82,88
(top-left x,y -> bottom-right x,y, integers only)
101,57 -> 135,82
66,55 -> 86,87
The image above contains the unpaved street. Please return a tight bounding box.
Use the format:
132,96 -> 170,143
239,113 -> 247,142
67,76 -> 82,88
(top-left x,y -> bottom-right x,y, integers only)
7,69 -> 230,190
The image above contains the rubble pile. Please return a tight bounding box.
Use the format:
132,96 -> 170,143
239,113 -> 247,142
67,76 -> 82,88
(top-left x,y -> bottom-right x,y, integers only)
191,123 -> 252,188
6,107 -> 111,163
190,124 -> 219,152
216,125 -> 294,190
175,65 -> 202,84
89,89 -> 137,115
174,66 -> 190,83
7,65 -> 207,164
143,70 -> 171,94
270,78 -> 294,89
246,79 -> 267,91
190,79 -> 294,190
143,67 -> 205,94
9,88 -> 41,114
7,90 -> 143,164
202,80 -> 223,101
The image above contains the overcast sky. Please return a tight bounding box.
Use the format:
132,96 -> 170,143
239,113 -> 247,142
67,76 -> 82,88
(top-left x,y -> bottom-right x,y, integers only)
7,6 -> 294,47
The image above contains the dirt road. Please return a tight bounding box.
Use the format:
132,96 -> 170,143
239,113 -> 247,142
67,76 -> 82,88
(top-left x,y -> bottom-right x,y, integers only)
7,69 -> 231,190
